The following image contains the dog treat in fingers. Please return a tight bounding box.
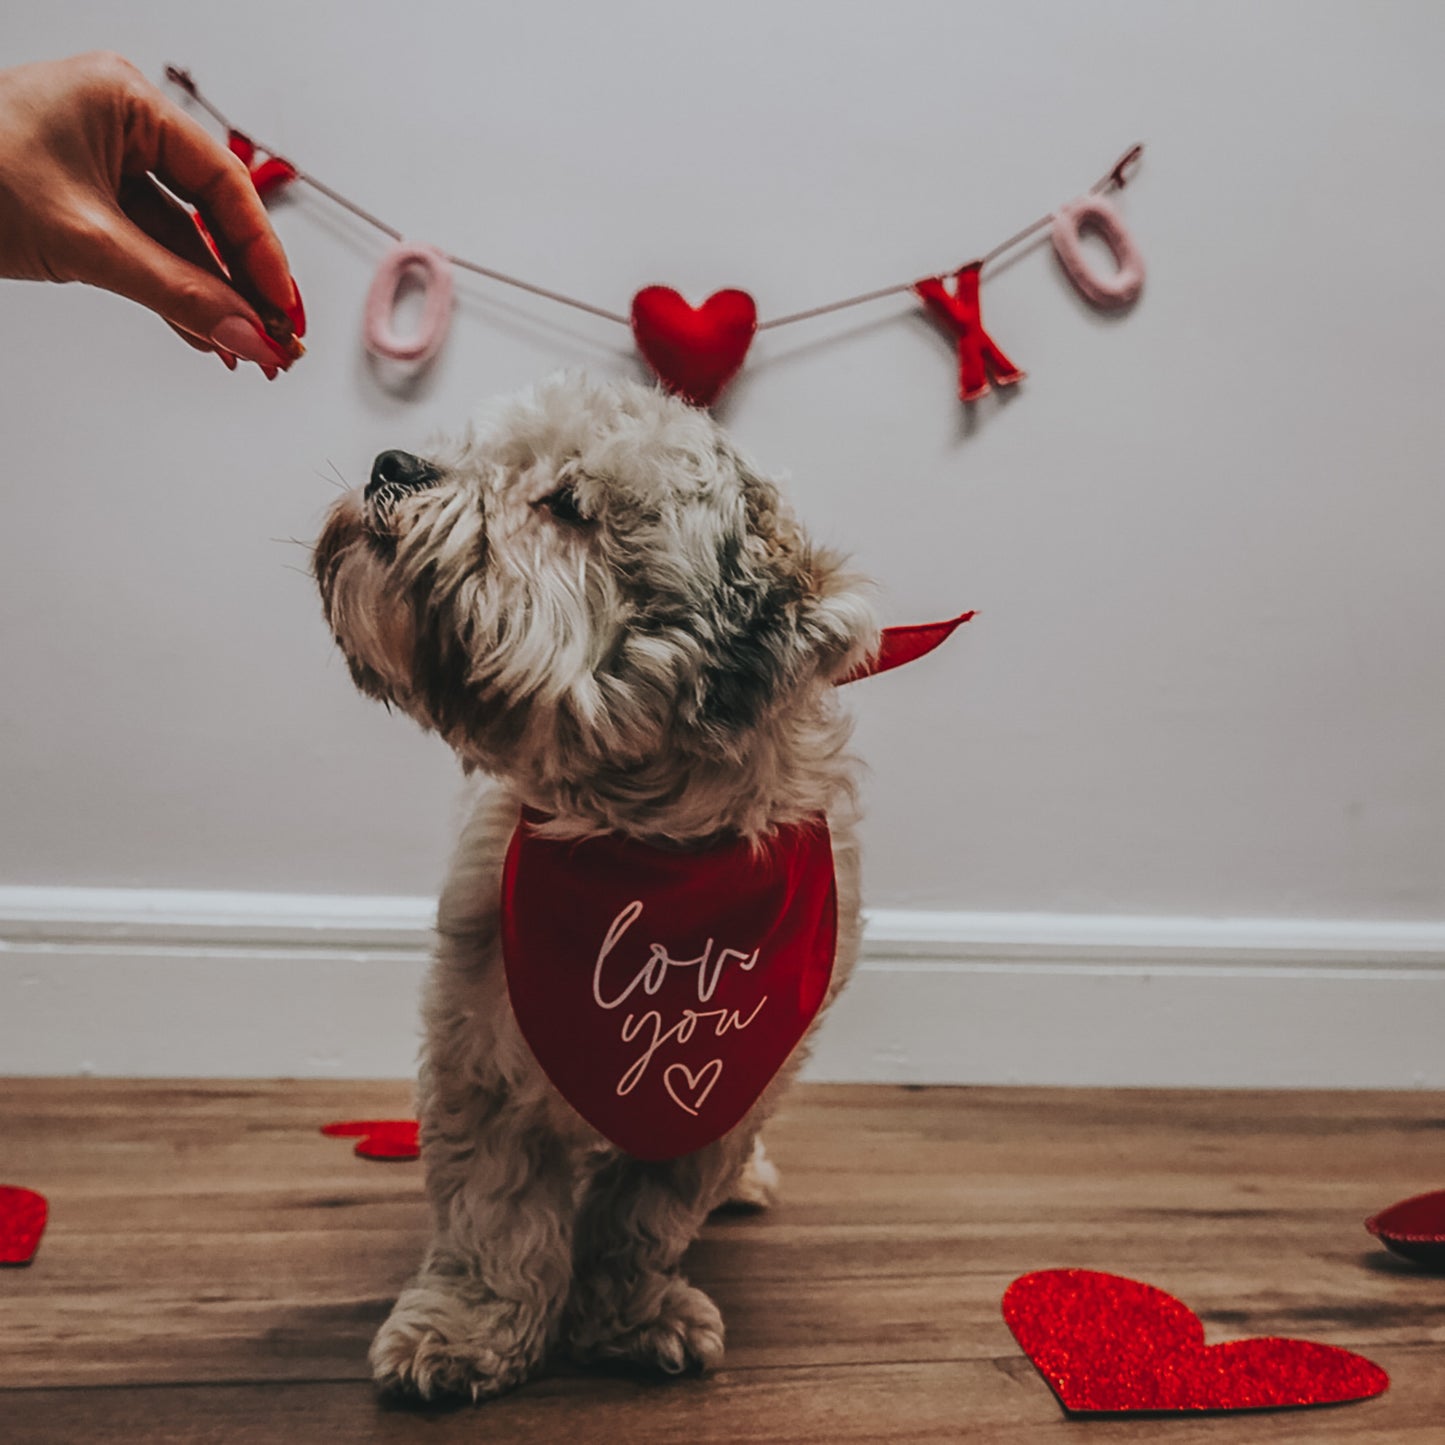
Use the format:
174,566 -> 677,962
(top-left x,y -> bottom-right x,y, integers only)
182,207 -> 306,363
256,301 -> 305,363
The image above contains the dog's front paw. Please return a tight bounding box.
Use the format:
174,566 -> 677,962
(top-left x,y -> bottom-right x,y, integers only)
369,1284 -> 541,1402
572,1276 -> 725,1376
639,1280 -> 726,1374
721,1137 -> 781,1212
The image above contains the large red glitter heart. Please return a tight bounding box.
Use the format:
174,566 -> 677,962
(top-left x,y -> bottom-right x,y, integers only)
1003,1269 -> 1388,1414
0,1185 -> 48,1266
320,1120 -> 420,1160
1366,1189 -> 1445,1269
630,286 -> 757,407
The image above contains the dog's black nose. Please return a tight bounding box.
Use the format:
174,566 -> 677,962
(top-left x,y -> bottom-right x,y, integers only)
366,449 -> 442,500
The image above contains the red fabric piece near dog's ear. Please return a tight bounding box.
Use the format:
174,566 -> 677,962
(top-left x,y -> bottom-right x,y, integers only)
630,287 -> 758,407
227,129 -> 298,200
0,1185 -> 48,1266
1366,1189 -> 1445,1269
913,263 -> 1024,401
840,610 -> 975,684
501,812 -> 836,1161
1003,1270 -> 1389,1413
320,1120 -> 420,1160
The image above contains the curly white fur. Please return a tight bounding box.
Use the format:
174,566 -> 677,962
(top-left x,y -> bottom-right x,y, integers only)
315,374 -> 878,1401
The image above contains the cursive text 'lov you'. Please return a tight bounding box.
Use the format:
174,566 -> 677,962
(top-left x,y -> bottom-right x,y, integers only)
591,900 -> 769,1105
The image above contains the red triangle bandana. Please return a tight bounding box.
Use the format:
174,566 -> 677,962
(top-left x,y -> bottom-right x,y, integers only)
500,608 -> 970,1160
501,813 -> 838,1160
842,610 -> 975,683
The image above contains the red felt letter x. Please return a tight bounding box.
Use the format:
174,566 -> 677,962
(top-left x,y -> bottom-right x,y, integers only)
913,263 -> 1025,402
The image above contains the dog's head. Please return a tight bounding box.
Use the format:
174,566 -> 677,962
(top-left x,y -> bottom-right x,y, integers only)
314,375 -> 877,838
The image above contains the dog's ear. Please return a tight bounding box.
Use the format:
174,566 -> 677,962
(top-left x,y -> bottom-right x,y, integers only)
793,545 -> 881,684
741,466 -> 880,682
685,471 -> 878,740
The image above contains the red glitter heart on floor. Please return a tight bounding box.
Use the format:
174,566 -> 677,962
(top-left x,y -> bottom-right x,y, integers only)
1366,1189 -> 1445,1269
1003,1269 -> 1388,1414
320,1120 -> 419,1160
630,286 -> 757,407
0,1185 -> 49,1266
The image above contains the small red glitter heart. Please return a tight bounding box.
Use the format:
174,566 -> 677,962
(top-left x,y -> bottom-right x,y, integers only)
0,1185 -> 49,1266
630,286 -> 757,407
1366,1189 -> 1445,1269
320,1120 -> 419,1160
1003,1269 -> 1388,1414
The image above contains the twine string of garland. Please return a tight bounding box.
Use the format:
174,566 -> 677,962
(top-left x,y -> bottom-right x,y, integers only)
164,66 -> 1142,333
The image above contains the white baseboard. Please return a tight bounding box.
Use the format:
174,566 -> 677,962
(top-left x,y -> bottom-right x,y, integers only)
2,887 -> 1443,1086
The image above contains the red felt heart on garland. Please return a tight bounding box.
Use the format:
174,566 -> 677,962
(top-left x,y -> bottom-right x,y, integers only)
1003,1269 -> 1388,1414
320,1120 -> 420,1160
1366,1189 -> 1445,1269
227,130 -> 298,200
0,1185 -> 49,1266
630,287 -> 757,407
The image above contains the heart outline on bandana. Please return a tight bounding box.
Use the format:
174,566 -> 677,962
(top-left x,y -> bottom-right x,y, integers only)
663,1059 -> 724,1116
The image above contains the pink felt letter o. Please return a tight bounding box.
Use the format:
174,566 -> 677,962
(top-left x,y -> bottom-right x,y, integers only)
1051,195 -> 1145,309
364,242 -> 455,363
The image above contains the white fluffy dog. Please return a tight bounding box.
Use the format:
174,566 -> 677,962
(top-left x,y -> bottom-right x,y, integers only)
314,374 -> 879,1401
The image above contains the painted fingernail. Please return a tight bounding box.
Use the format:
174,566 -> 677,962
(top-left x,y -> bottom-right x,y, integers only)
218,350 -> 238,371
261,364 -> 278,381
286,280 -> 306,338
211,316 -> 290,369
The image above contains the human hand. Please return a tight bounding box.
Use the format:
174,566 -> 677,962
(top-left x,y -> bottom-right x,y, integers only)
0,51 -> 303,375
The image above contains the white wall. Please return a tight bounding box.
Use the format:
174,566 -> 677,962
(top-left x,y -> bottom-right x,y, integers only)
1,2 -> 1442,1079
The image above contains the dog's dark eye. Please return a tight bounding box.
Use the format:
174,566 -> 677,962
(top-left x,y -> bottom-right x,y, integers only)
539,486 -> 590,526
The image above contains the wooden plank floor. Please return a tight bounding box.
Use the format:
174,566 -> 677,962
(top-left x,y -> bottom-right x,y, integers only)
2,1081 -> 1443,1442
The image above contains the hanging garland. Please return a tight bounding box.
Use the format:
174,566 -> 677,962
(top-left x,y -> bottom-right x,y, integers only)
166,67 -> 1145,407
